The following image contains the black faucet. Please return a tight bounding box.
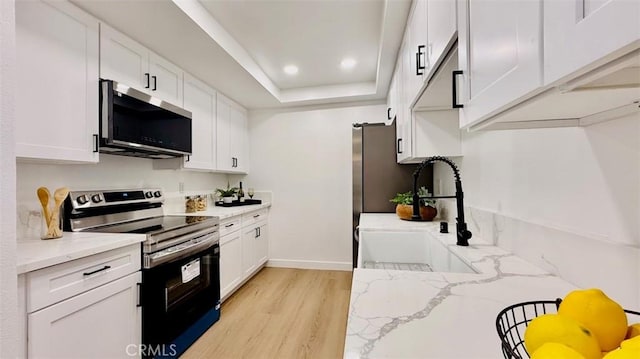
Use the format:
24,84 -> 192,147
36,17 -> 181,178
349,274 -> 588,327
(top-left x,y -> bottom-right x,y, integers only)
412,156 -> 472,246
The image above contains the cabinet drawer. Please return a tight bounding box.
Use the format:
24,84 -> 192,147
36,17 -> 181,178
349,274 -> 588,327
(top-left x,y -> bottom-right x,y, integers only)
220,216 -> 241,237
241,209 -> 268,227
27,244 -> 141,313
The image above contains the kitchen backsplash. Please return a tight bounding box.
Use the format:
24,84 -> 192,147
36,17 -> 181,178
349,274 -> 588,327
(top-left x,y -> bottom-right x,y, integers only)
464,206 -> 639,309
15,154 -> 239,238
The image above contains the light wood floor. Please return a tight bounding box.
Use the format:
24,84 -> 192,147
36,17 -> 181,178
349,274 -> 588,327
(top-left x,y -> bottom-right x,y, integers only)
182,267 -> 353,359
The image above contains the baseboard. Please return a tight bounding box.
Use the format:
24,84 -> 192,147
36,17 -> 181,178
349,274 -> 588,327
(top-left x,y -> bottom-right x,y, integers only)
267,259 -> 352,271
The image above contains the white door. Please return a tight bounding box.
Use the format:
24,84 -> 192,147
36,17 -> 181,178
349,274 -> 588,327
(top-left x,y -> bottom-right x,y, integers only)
216,95 -> 233,172
242,225 -> 257,278
457,0 -> 542,129
220,231 -> 243,299
427,0 -> 457,67
230,107 -> 249,173
403,0 -> 428,104
254,222 -> 269,267
183,73 -> 216,171
28,272 -> 141,359
100,23 -> 149,93
543,0 -> 640,85
397,41 -> 413,163
15,0 -> 99,163
387,71 -> 398,122
149,52 -> 183,106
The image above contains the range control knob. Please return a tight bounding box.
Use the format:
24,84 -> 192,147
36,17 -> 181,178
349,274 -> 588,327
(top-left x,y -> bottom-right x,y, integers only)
153,191 -> 162,198
145,191 -> 153,199
91,194 -> 103,203
76,195 -> 89,205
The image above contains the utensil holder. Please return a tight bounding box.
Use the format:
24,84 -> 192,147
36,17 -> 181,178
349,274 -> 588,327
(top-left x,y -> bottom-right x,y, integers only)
41,208 -> 62,240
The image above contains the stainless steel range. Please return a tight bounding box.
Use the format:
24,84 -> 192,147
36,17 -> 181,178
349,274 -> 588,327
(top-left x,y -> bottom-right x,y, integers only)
63,188 -> 221,358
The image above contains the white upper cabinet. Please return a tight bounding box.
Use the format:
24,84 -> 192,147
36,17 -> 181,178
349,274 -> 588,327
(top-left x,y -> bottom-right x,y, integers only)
386,70 -> 398,123
15,0 -> 99,163
396,41 -> 413,163
543,0 -> 640,85
100,24 -> 183,106
182,73 -> 216,171
216,94 -> 249,174
426,0 -> 457,70
457,0 -> 543,129
404,0 -> 429,104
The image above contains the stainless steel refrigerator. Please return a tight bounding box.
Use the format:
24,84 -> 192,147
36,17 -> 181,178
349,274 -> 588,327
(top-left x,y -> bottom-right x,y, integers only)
352,121 -> 433,268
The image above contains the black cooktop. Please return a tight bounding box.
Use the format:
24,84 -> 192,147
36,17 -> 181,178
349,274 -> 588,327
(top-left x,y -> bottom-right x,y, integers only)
83,215 -> 216,235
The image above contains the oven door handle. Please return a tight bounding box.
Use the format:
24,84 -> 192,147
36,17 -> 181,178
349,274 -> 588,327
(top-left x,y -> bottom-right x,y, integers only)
144,235 -> 218,269
145,227 -> 218,253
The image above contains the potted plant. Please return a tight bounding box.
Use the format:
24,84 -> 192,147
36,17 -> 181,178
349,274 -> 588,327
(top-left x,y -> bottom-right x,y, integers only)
215,182 -> 238,204
390,186 -> 437,221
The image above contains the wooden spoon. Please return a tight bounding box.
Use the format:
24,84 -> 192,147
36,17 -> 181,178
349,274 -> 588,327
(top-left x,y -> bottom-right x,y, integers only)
48,187 -> 70,237
36,187 -> 51,228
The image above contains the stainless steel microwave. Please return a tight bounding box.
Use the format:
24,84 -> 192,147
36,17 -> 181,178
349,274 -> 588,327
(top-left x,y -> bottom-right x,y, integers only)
99,79 -> 192,159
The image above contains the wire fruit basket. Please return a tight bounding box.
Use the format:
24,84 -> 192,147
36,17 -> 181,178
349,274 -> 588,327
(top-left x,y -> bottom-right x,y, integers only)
495,299 -> 640,359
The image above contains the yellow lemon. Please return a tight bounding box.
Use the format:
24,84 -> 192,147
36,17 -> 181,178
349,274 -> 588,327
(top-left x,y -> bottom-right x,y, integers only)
558,288 -> 628,351
603,348 -> 640,359
531,342 -> 586,359
620,335 -> 640,349
626,323 -> 640,339
524,314 -> 601,359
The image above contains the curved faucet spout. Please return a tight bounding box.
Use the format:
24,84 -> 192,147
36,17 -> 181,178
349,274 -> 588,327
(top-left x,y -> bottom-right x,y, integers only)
412,156 -> 472,246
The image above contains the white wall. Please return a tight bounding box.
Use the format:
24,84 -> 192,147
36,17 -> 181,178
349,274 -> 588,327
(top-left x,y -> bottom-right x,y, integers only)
434,114 -> 640,307
245,102 -> 386,270
16,155 -> 229,237
0,0 -> 18,356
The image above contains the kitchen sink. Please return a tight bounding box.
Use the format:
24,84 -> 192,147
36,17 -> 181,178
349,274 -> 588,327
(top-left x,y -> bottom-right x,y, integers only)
357,231 -> 477,273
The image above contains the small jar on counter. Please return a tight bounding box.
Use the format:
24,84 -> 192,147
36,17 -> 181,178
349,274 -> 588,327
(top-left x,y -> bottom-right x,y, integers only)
185,196 -> 197,213
196,195 -> 207,211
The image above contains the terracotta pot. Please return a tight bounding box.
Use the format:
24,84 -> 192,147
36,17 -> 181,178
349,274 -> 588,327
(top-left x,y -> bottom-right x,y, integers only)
395,204 -> 437,221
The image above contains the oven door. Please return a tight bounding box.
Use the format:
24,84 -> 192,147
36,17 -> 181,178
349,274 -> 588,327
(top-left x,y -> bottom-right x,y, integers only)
142,241 -> 220,357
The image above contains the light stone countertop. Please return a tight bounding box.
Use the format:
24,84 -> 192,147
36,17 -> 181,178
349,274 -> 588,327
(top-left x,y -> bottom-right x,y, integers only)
167,202 -> 271,220
345,213 -> 576,359
17,232 -> 146,274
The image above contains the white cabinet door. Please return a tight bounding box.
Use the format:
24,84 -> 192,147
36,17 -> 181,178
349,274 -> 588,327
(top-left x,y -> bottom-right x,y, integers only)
397,41 -> 413,163
15,0 -> 99,163
254,222 -> 268,268
100,24 -> 183,106
230,106 -> 249,173
406,0 -> 429,103
427,0 -> 457,68
28,271 -> 141,359
100,23 -> 149,94
216,95 -> 233,172
149,52 -> 183,106
387,70 -> 398,122
543,0 -> 640,85
457,0 -> 542,129
183,73 -> 216,171
216,94 -> 249,173
219,231 -> 242,300
242,225 -> 257,278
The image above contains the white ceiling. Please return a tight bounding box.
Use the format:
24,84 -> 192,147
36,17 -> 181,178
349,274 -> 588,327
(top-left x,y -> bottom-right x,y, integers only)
72,0 -> 411,109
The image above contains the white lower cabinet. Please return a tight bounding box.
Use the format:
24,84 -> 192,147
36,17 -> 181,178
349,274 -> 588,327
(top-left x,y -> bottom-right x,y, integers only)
22,244 -> 142,358
254,221 -> 269,267
28,272 -> 141,359
219,208 -> 270,301
242,225 -> 258,277
219,229 -> 242,299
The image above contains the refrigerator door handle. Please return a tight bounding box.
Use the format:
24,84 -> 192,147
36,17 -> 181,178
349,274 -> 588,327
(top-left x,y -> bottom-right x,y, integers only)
354,226 -> 360,242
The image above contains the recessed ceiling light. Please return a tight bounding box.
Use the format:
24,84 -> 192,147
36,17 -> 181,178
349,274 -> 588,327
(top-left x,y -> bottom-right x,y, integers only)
283,65 -> 299,75
340,58 -> 357,70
